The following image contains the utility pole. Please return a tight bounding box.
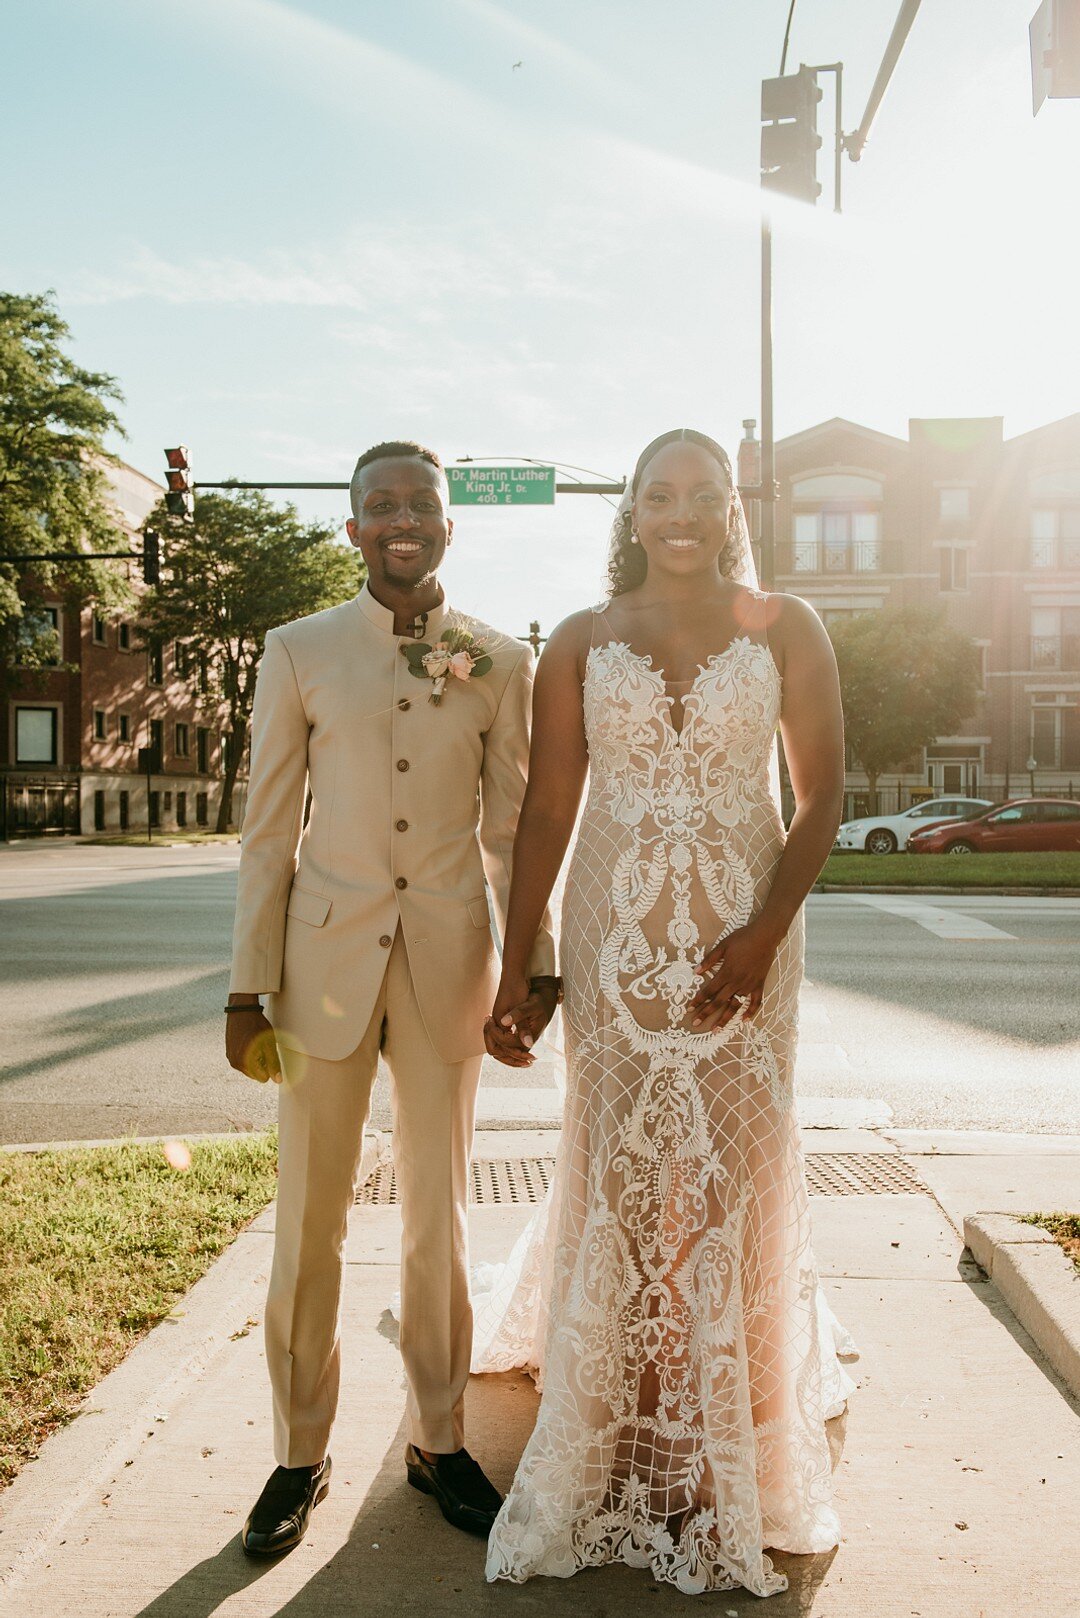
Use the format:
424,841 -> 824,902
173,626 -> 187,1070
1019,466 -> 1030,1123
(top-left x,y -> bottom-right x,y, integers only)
757,0 -> 923,590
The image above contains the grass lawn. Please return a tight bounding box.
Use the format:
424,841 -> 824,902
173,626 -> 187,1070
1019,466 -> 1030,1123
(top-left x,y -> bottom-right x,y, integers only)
0,1131 -> 277,1487
818,851 -> 1080,890
1022,1213 -> 1080,1273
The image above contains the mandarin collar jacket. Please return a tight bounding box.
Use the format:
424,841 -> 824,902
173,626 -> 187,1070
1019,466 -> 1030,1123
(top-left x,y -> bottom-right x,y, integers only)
229,585 -> 555,1063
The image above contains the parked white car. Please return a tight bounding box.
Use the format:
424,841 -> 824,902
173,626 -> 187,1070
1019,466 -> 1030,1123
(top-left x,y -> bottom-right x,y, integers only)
834,797 -> 994,855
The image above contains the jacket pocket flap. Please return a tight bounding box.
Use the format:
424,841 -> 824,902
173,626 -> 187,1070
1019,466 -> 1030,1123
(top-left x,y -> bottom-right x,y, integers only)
467,896 -> 491,929
287,885 -> 332,927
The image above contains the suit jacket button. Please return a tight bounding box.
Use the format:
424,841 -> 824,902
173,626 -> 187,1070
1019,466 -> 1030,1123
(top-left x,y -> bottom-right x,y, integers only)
396,759 -> 409,772
398,699 -> 411,711
395,877 -> 408,890
396,819 -> 408,832
379,934 -> 392,948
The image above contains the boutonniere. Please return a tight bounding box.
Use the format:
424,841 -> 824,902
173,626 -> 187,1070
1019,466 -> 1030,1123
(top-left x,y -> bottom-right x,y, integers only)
400,625 -> 493,705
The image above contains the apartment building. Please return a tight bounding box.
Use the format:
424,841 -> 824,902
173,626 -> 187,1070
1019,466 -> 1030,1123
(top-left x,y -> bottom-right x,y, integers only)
1,460 -> 246,839
765,412 -> 1080,818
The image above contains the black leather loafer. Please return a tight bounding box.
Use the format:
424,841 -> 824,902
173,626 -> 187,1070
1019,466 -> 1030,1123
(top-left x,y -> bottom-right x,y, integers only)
241,1455 -> 332,1556
405,1444 -> 502,1537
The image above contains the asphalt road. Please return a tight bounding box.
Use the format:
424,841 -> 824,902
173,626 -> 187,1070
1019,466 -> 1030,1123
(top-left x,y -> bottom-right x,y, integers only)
1,842 -> 1078,1143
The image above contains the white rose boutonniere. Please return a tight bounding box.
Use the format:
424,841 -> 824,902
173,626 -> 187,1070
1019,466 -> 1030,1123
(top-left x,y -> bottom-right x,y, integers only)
401,626 -> 493,705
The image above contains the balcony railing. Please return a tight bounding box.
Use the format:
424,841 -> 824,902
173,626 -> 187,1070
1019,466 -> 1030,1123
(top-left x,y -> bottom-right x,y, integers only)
1031,635 -> 1080,671
776,540 -> 902,577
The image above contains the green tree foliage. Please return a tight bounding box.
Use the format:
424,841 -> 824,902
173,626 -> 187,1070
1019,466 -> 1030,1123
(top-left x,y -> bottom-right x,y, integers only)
140,490 -> 363,830
828,606 -> 980,809
0,291 -> 130,675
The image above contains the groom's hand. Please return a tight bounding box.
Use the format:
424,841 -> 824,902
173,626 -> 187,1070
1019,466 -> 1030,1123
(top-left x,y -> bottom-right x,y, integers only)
225,999 -> 283,1084
485,976 -> 559,1068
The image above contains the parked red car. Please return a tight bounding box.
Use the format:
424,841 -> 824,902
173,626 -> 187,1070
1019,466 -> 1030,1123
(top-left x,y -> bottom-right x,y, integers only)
906,797 -> 1080,854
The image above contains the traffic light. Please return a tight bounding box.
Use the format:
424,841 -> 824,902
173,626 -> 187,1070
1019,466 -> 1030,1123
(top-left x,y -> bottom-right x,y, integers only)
143,528 -> 160,587
164,445 -> 194,519
761,67 -> 823,204
1030,0 -> 1080,112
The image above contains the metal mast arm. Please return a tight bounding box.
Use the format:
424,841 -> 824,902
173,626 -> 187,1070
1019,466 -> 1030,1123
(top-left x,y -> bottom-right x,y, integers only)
845,0 -> 923,161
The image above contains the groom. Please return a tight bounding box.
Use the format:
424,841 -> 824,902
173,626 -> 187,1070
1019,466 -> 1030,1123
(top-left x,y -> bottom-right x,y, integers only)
226,440 -> 558,1554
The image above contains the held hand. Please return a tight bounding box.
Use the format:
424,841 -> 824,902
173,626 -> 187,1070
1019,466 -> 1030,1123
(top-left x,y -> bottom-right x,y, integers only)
688,920 -> 781,1032
484,975 -> 559,1068
225,1008 -> 282,1084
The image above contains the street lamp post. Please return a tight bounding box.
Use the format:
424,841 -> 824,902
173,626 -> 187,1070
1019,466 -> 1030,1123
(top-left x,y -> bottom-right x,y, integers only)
1026,754 -> 1038,797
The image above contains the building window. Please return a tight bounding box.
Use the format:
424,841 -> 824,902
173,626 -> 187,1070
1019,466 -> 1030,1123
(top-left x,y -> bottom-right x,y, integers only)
92,614 -> 107,645
177,791 -> 187,828
793,509 -> 881,573
196,791 -> 209,827
118,621 -> 131,652
15,605 -> 61,665
119,790 -> 129,831
149,718 -> 165,767
147,640 -> 164,686
93,709 -> 107,740
1031,606 -> 1080,670
1031,699 -> 1080,770
1030,505 -> 1080,570
197,655 -> 210,695
118,712 -> 130,743
939,546 -> 969,592
175,722 -> 189,756
196,727 -> 210,774
94,790 -> 106,832
149,791 -> 161,829
174,641 -> 192,678
15,707 -> 58,764
939,487 -> 971,522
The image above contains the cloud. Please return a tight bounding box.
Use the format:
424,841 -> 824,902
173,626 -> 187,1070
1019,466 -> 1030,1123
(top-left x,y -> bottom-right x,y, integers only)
65,226 -> 595,311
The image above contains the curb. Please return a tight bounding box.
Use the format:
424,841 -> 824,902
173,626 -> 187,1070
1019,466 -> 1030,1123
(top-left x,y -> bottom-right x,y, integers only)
814,884 -> 1080,897
964,1212 -> 1080,1401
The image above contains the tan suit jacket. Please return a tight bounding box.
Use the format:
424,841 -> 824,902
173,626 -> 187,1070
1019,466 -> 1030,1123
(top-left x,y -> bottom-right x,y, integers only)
229,585 -> 555,1063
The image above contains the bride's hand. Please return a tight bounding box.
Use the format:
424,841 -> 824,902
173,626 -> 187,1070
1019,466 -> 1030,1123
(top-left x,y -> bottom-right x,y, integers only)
484,975 -> 557,1067
689,920 -> 782,1031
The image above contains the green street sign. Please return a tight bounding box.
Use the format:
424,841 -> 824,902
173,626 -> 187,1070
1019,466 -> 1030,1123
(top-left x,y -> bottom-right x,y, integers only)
447,464 -> 556,505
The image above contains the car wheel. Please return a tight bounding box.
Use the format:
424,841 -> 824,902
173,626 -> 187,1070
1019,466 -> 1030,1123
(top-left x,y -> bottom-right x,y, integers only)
865,828 -> 898,855
946,840 -> 975,855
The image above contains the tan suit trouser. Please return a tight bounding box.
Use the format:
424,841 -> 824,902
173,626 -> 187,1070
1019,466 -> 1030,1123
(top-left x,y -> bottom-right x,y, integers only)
265,927 -> 482,1465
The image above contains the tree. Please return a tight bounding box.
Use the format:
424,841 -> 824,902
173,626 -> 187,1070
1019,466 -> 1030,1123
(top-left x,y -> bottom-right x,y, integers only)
0,291 -> 130,676
828,606 -> 980,811
139,490 -> 363,831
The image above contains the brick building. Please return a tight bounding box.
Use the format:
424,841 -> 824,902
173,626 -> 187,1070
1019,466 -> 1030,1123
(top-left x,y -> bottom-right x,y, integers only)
759,412 -> 1080,819
1,459 -> 247,839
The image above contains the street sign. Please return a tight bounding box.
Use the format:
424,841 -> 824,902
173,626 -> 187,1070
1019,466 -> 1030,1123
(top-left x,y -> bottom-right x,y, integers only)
447,465 -> 556,505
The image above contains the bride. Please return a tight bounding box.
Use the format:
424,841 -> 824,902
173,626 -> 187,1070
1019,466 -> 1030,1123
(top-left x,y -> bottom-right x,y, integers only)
478,428 -> 852,1597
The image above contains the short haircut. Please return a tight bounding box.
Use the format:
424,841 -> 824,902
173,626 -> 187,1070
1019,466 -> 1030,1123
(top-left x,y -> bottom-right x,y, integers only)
349,440 -> 445,518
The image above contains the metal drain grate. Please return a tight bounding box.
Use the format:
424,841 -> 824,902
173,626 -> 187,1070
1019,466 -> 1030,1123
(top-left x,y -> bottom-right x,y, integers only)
357,1156 -> 554,1207
805,1152 -> 927,1196
356,1152 -> 925,1206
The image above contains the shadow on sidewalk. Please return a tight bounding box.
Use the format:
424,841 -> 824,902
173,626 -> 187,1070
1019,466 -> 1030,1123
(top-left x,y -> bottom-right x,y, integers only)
961,1264 -> 1080,1414
132,1365 -> 844,1617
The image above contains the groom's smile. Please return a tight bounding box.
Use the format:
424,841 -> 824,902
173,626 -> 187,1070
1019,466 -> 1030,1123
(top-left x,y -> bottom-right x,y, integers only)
346,453 -> 453,597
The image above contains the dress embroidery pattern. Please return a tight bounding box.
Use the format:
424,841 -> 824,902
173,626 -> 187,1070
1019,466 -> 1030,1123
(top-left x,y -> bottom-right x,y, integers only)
481,613 -> 850,1597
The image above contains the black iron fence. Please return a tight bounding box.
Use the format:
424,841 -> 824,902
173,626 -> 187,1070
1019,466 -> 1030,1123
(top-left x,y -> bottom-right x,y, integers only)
774,539 -> 903,576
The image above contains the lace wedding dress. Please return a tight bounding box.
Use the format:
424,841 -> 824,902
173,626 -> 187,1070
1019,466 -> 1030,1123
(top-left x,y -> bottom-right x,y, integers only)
478,594 -> 854,1597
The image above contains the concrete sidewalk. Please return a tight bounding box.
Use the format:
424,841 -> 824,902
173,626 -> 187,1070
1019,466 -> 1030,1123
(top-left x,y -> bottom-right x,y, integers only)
1,1128 -> 1079,1617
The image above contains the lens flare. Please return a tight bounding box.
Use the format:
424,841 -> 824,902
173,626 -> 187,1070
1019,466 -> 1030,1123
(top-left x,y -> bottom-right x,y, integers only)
163,1139 -> 192,1171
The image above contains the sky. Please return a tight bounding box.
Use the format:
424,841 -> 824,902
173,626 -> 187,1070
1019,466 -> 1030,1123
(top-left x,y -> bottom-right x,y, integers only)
3,0 -> 1078,633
